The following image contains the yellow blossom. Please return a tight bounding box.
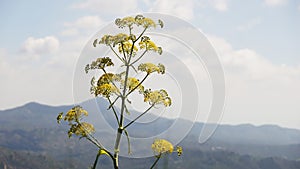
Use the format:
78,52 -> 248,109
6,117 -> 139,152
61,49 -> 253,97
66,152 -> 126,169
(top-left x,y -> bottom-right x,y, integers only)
138,63 -> 165,74
99,33 -> 129,47
68,122 -> 95,138
151,139 -> 174,155
115,16 -> 135,28
118,41 -> 138,55
123,77 -> 144,92
115,15 -> 159,29
96,83 -> 118,97
134,15 -> 156,28
97,73 -> 120,86
85,57 -> 114,73
64,106 -> 88,122
143,89 -> 171,107
139,39 -> 162,54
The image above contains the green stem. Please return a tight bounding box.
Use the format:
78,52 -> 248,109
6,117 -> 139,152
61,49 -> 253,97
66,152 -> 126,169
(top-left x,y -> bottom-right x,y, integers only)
150,155 -> 161,169
121,43 -> 127,61
112,26 -> 149,169
134,27 -> 147,43
108,96 -> 120,109
130,49 -> 147,66
107,97 -> 120,125
124,104 -> 155,129
113,56 -> 130,169
123,129 -> 131,154
92,152 -> 101,169
126,73 -> 149,97
109,44 -> 124,63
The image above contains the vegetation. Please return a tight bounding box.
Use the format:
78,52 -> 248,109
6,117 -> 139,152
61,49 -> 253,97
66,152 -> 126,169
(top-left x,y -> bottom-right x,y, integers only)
1,103 -> 300,168
57,15 -> 181,169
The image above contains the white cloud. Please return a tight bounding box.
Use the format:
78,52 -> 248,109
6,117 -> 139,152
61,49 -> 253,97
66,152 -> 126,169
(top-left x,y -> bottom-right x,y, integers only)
237,17 -> 262,31
208,35 -> 300,129
209,35 -> 300,81
0,48 -> 74,110
148,0 -> 195,20
62,16 -> 106,37
64,16 -> 105,30
60,28 -> 79,36
21,36 -> 59,59
211,0 -> 229,11
71,0 -> 139,15
264,0 -> 287,6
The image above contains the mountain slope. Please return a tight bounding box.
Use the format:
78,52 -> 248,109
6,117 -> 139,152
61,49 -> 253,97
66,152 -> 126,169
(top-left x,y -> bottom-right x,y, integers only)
0,101 -> 300,168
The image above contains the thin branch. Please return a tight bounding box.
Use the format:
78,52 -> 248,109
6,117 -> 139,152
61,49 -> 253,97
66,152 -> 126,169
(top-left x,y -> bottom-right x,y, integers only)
86,136 -> 102,149
108,97 -> 120,125
130,49 -> 147,66
92,152 -> 101,169
130,64 -> 138,73
124,104 -> 155,129
123,129 -> 131,154
74,118 -> 104,149
121,43 -> 127,62
126,73 -> 149,97
109,44 -> 124,63
108,96 -> 121,109
150,155 -> 161,169
134,27 -> 148,43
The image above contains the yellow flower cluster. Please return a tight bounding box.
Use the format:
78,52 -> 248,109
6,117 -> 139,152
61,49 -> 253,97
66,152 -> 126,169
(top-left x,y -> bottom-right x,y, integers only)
151,139 -> 183,157
151,139 -> 174,155
95,84 -> 118,97
143,89 -> 171,107
64,106 -> 88,122
139,36 -> 162,54
68,122 -> 95,138
138,63 -> 165,74
99,33 -> 130,47
135,16 -> 156,28
85,57 -> 114,73
115,15 -> 162,29
57,106 -> 95,138
97,73 -> 121,86
123,77 -> 144,93
92,73 -> 120,97
118,41 -> 138,55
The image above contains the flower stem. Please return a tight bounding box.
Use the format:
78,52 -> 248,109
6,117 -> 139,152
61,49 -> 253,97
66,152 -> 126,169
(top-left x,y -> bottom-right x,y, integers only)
126,73 -> 149,97
150,155 -> 161,169
124,104 -> 154,129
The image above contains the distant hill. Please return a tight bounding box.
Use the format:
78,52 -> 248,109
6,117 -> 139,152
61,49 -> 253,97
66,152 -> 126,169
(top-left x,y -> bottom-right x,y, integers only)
0,100 -> 300,168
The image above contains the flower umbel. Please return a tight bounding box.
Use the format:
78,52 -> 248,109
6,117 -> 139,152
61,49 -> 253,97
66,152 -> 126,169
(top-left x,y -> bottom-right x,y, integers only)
85,57 -> 114,73
57,106 -> 95,138
152,139 -> 174,155
114,15 -> 160,29
68,122 -> 95,138
64,106 -> 88,122
143,89 -> 171,107
123,77 -> 144,93
139,37 -> 162,54
138,63 -> 165,74
118,41 -> 138,55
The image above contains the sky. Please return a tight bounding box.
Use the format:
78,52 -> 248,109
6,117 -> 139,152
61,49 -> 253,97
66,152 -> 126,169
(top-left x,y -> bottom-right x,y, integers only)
0,0 -> 299,129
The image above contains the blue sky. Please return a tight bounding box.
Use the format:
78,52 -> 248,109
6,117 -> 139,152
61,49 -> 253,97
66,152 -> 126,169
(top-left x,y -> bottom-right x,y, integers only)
0,0 -> 299,129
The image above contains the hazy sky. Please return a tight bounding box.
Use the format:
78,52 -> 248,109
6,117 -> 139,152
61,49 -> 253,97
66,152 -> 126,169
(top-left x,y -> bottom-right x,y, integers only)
0,0 -> 299,129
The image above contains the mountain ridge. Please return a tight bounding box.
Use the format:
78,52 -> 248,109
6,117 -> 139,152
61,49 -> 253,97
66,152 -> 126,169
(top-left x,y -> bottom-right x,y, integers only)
1,101 -> 300,168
